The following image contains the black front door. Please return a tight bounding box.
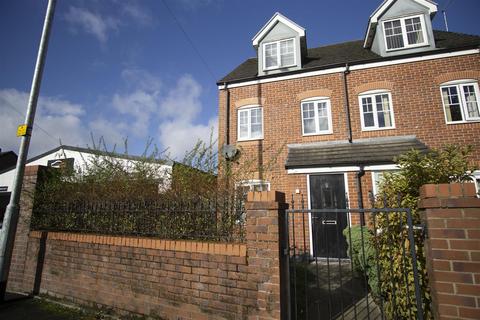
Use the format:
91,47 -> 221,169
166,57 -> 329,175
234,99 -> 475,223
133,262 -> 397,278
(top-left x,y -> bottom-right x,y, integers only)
310,174 -> 348,258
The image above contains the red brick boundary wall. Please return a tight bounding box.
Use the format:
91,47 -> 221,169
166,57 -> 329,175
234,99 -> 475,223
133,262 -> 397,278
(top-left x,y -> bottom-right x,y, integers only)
7,166 -> 286,319
419,183 -> 480,320
7,165 -> 48,293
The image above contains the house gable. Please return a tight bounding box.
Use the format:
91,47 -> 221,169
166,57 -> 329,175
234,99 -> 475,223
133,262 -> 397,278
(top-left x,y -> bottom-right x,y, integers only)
253,13 -> 306,77
365,0 -> 438,56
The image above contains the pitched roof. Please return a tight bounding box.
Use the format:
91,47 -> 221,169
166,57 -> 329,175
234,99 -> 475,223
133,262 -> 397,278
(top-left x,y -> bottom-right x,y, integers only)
285,136 -> 428,168
218,30 -> 480,84
252,12 -> 305,46
0,145 -> 173,175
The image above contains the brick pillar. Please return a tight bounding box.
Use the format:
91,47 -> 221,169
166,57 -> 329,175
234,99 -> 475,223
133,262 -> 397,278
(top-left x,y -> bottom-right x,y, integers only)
419,183 -> 480,320
7,165 -> 47,293
245,191 -> 287,320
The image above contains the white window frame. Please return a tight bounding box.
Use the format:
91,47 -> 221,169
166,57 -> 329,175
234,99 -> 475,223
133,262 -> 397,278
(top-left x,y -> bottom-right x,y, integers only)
382,14 -> 428,51
300,97 -> 333,136
237,105 -> 264,141
440,80 -> 480,124
358,90 -> 396,131
262,38 -> 296,71
237,179 -> 271,192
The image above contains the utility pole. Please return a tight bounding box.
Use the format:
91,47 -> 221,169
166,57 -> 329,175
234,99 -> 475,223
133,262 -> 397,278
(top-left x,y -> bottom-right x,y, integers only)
0,0 -> 56,301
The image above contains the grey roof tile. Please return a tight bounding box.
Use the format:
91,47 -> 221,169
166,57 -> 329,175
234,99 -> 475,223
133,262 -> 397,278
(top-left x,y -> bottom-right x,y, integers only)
285,136 -> 428,168
218,30 -> 480,84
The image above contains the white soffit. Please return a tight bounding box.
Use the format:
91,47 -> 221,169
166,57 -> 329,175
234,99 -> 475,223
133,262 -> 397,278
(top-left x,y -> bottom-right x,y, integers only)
252,12 -> 305,47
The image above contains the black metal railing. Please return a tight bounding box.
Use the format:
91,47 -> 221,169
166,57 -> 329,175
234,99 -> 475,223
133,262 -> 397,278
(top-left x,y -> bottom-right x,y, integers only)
284,194 -> 424,320
31,197 -> 246,242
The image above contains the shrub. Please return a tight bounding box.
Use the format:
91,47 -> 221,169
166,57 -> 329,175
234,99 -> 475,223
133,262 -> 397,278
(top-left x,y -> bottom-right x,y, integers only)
374,145 -> 477,319
343,225 -> 379,297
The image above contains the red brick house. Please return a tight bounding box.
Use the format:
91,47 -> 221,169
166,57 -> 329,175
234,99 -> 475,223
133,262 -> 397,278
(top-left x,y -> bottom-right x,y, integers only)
217,0 -> 480,257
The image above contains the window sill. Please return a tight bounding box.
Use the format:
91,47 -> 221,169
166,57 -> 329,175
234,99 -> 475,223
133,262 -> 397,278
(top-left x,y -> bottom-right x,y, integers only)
446,120 -> 480,125
385,42 -> 429,52
237,137 -> 264,142
361,126 -> 396,132
263,64 -> 297,71
302,131 -> 333,137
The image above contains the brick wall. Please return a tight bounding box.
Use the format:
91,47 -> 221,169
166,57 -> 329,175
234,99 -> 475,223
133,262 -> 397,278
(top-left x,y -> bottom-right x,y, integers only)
419,183 -> 480,320
7,165 -> 48,293
8,170 -> 286,320
218,53 -> 480,207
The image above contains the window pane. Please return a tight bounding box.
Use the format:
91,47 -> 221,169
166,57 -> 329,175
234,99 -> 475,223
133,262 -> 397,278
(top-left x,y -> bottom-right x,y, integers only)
251,124 -> 262,137
239,124 -> 249,139
303,119 -> 316,134
302,103 -> 315,119
442,86 -> 463,122
405,17 -> 424,45
375,94 -> 392,127
384,20 -> 404,49
250,108 -> 262,137
317,102 -> 329,131
280,39 -> 295,66
362,97 -> 374,127
265,43 -> 278,68
318,117 -> 328,131
364,113 -> 375,127
462,85 -> 480,119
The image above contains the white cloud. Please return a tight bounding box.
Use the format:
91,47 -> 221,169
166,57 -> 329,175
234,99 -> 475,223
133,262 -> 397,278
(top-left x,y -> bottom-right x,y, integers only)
159,74 -> 202,120
65,6 -> 119,44
0,73 -> 216,160
0,89 -> 88,156
158,116 -> 217,160
157,75 -> 217,159
122,4 -> 154,27
112,90 -> 158,138
0,89 -> 126,157
121,68 -> 161,92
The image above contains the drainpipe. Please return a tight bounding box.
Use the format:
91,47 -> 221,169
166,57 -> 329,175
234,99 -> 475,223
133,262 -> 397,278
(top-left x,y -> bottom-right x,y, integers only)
342,64 -> 352,143
223,82 -> 230,146
356,166 -> 365,225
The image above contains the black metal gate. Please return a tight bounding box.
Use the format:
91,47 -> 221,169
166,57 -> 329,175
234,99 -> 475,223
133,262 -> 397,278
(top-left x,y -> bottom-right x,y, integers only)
282,195 -> 424,320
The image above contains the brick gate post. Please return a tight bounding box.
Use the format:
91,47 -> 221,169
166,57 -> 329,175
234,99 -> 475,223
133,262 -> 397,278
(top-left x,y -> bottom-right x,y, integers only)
6,165 -> 47,294
419,183 -> 480,320
245,191 -> 288,320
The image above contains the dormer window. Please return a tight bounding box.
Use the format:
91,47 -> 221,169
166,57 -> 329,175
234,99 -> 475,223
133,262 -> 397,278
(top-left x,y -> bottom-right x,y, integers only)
383,15 -> 428,51
263,38 -> 296,70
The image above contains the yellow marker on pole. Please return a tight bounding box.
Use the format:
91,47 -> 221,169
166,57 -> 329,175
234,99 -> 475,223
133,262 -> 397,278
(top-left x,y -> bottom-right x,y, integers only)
16,125 -> 28,137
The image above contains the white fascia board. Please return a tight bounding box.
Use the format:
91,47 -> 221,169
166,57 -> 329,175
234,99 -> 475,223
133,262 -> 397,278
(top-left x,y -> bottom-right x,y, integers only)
364,164 -> 400,171
287,166 -> 360,174
218,49 -> 479,90
252,12 -> 305,46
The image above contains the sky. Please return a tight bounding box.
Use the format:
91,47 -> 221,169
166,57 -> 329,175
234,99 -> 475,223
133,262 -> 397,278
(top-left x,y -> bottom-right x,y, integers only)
1,0 -> 479,160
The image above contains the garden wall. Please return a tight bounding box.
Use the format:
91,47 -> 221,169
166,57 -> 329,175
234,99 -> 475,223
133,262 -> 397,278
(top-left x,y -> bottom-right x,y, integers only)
420,183 -> 480,320
7,166 -> 286,319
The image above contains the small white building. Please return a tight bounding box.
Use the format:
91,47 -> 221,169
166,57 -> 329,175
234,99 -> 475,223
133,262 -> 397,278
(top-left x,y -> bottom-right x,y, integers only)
0,145 -> 174,218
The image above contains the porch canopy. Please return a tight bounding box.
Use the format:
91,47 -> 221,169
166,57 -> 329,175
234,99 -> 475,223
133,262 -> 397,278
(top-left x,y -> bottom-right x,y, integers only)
285,135 -> 428,168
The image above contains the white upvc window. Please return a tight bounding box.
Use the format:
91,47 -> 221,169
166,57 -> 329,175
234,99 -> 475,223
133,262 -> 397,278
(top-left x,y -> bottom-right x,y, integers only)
359,91 -> 395,131
383,14 -> 428,51
237,105 -> 263,141
263,38 -> 296,70
301,97 -> 333,136
238,180 -> 270,193
440,80 -> 480,124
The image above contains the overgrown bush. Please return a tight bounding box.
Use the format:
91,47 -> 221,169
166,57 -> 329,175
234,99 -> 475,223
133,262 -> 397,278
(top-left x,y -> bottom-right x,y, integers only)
374,145 -> 477,319
31,136 -> 284,242
343,225 -> 379,297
